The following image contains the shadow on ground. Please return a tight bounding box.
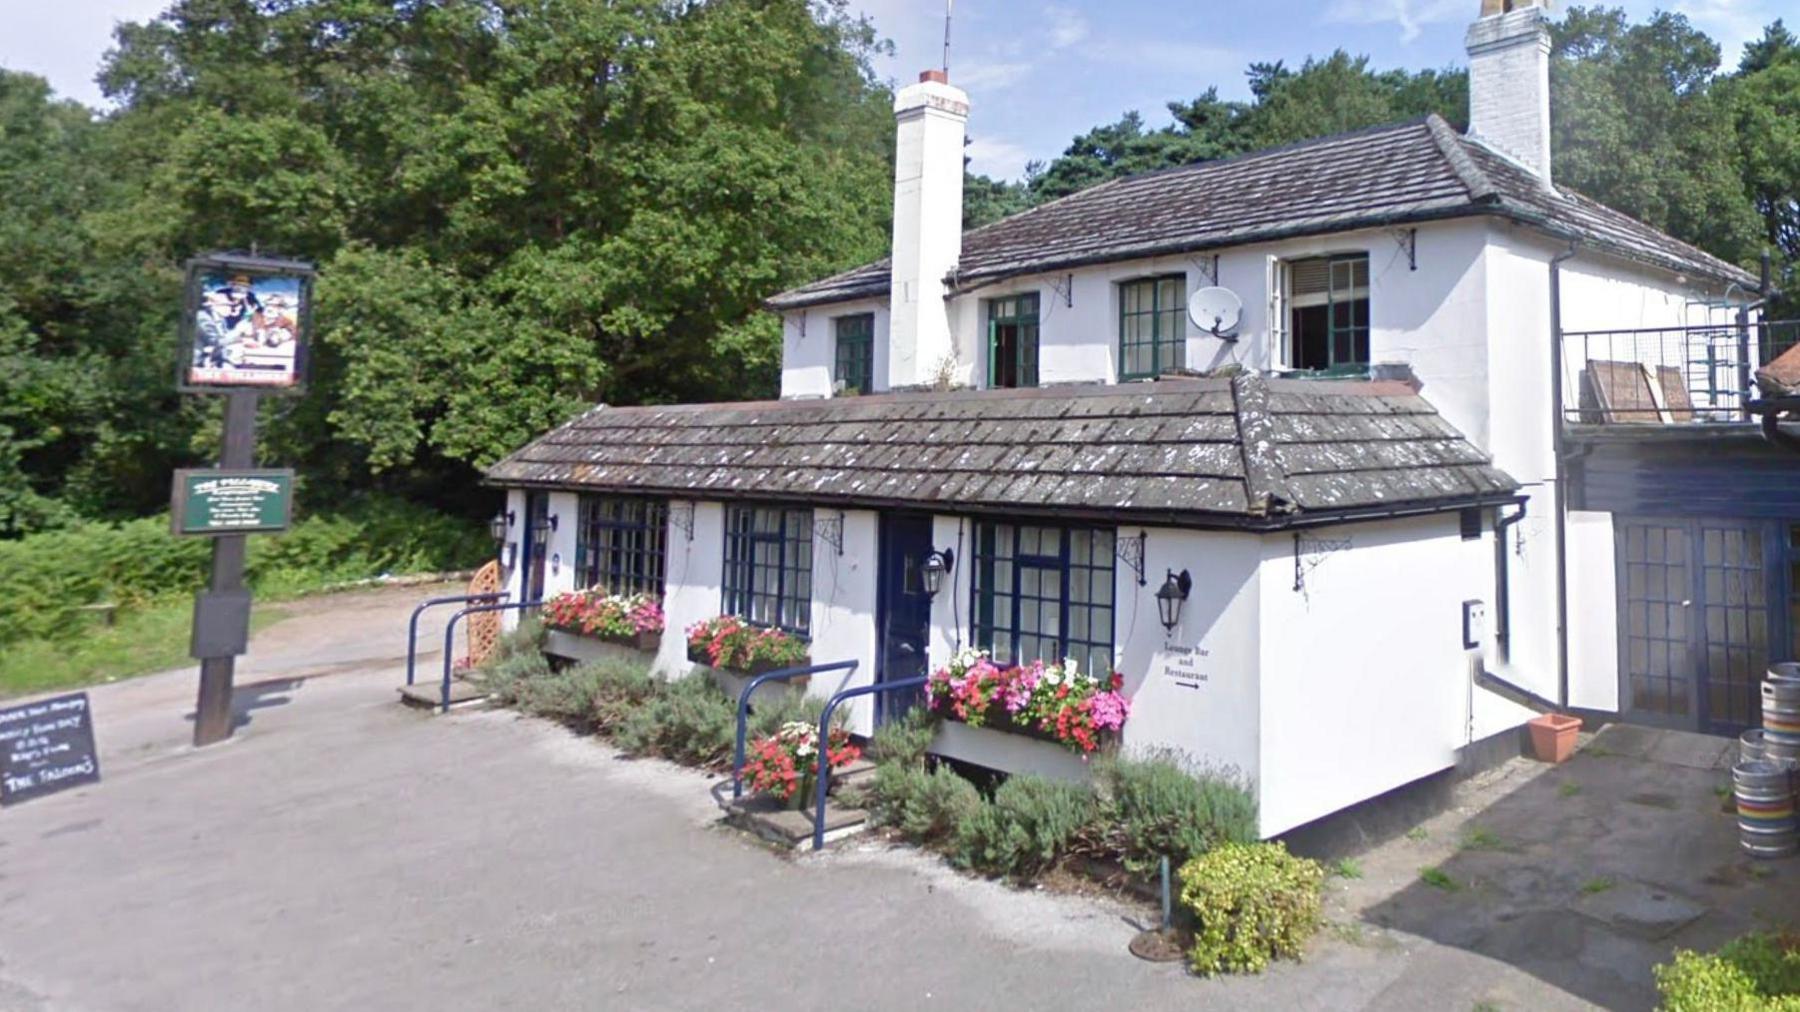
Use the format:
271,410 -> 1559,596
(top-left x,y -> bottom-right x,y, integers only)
1358,725 -> 1798,1010
183,676 -> 306,731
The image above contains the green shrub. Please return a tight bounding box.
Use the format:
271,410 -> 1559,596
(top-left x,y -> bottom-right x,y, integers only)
1179,842 -> 1325,976
476,649 -> 551,706
613,671 -> 736,767
587,660 -> 657,734
1094,753 -> 1258,874
744,687 -> 833,741
868,707 -> 938,768
1656,933 -> 1800,1011
0,495 -> 485,646
866,763 -> 982,844
950,774 -> 1098,879
511,660 -> 650,730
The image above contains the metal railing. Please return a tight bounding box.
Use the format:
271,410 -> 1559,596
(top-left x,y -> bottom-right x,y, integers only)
811,675 -> 929,850
1561,319 -> 1799,424
405,592 -> 509,687
729,660 -> 859,801
439,600 -> 541,712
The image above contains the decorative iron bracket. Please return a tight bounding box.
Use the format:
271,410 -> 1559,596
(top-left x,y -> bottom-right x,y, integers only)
1191,253 -> 1221,287
670,500 -> 695,542
815,510 -> 845,555
1115,530 -> 1148,586
1393,227 -> 1417,271
1292,532 -> 1353,593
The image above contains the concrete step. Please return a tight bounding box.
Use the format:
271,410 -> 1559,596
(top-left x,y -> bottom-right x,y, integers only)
726,794 -> 867,849
836,758 -> 879,787
397,677 -> 488,710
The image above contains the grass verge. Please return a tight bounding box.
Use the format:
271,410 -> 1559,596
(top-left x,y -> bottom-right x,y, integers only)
0,597 -> 288,700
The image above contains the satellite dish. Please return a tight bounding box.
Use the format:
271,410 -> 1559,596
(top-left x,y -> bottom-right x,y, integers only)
1188,286 -> 1243,339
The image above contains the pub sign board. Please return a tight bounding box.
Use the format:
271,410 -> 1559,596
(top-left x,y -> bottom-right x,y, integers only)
0,692 -> 101,807
171,468 -> 296,536
177,253 -> 315,394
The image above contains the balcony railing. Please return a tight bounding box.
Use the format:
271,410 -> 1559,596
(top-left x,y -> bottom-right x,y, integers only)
1561,320 -> 1800,425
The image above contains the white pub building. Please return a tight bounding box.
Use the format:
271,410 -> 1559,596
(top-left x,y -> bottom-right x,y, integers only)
489,0 -> 1786,837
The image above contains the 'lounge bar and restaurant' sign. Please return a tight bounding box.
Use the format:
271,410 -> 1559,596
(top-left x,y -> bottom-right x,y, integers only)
171,468 -> 296,536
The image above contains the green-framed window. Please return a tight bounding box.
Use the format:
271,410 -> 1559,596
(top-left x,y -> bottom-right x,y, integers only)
833,313 -> 874,395
970,521 -> 1115,675
1286,253 -> 1369,371
987,293 -> 1039,389
722,505 -> 812,635
1119,275 -> 1187,379
575,495 -> 667,597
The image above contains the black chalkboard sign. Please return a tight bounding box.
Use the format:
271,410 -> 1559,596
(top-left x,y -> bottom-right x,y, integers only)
0,692 -> 101,806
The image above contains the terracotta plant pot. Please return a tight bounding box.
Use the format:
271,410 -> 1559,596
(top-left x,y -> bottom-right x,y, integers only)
1527,713 -> 1582,763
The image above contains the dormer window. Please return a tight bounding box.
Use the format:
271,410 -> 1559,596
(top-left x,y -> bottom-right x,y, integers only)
833,313 -> 874,395
1278,254 -> 1369,372
987,293 -> 1039,388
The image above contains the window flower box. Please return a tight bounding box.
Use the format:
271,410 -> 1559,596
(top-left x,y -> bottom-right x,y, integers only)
925,650 -> 1130,755
540,590 -> 664,659
685,615 -> 810,680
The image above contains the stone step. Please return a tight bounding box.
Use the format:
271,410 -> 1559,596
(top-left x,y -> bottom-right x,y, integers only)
836,758 -> 879,787
396,677 -> 489,710
726,794 -> 867,849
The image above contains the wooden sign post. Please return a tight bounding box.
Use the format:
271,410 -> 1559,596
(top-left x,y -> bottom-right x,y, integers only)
173,253 -> 314,747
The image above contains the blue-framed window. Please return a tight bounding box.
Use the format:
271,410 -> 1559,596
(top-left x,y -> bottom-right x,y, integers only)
723,505 -> 813,634
970,521 -> 1115,675
576,495 -> 667,597
834,313 -> 874,395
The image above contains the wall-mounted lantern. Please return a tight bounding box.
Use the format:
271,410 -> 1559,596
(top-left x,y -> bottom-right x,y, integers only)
530,512 -> 558,551
491,510 -> 517,569
1156,568 -> 1192,631
921,548 -> 955,598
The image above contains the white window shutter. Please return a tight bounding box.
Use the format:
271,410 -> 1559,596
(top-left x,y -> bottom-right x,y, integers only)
1266,255 -> 1287,369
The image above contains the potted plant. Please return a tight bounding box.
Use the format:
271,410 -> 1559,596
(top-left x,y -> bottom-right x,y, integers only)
685,616 -> 811,682
740,721 -> 861,810
542,589 -> 664,652
924,650 -> 1131,754
1527,713 -> 1582,763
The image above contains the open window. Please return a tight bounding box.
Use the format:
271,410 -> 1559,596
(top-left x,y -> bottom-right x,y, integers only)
987,293 -> 1039,388
1277,254 -> 1369,372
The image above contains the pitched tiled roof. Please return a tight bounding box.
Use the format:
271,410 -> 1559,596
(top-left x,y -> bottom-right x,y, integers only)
766,115 -> 1754,310
486,375 -> 1519,528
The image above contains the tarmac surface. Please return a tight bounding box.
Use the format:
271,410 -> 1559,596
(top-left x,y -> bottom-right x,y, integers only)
1,583 -> 1792,1010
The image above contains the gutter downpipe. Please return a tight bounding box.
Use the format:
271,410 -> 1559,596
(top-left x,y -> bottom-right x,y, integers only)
1492,500 -> 1528,664
1550,239 -> 1580,710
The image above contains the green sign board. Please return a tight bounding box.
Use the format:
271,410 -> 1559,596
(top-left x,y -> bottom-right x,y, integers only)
171,468 -> 295,536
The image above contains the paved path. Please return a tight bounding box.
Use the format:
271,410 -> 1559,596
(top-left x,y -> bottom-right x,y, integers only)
0,586 -> 1779,1010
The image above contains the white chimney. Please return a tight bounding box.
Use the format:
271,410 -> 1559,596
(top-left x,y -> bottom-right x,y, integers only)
888,69 -> 968,388
1465,0 -> 1553,184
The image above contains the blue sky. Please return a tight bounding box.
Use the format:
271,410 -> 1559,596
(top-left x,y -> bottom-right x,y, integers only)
3,0 -> 1785,179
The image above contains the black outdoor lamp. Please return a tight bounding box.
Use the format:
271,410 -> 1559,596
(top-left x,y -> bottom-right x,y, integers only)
920,548 -> 955,597
1156,568 -> 1192,631
529,513 -> 558,551
491,510 -> 517,568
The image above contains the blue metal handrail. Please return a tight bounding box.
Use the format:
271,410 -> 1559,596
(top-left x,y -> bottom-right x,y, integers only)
729,660 -> 859,800
405,592 -> 509,686
812,675 -> 929,850
441,600 -> 542,712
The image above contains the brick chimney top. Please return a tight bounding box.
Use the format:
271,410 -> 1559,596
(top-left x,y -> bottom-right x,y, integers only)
919,69 -> 948,84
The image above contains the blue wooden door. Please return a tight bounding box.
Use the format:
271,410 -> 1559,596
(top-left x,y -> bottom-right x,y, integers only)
877,514 -> 934,723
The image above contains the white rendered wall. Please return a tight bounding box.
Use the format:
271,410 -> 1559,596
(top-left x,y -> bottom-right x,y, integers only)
499,488 -> 527,632
541,491 -> 580,600
780,300 -> 890,399
806,509 -> 880,734
1117,527 -> 1263,797
1566,510 -> 1620,712
1256,515 -> 1529,837
652,500 -> 725,679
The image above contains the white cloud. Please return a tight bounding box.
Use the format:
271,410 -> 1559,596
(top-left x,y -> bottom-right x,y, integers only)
1045,4 -> 1091,50
1669,0 -> 1779,67
1322,0 -> 1467,44
965,135 -> 1035,180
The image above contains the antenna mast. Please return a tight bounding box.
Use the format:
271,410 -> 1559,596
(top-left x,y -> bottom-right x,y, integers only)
942,0 -> 953,76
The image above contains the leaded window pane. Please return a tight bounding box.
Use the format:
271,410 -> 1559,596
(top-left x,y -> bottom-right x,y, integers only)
722,504 -> 813,635
969,521 -> 1115,672
575,495 -> 668,597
